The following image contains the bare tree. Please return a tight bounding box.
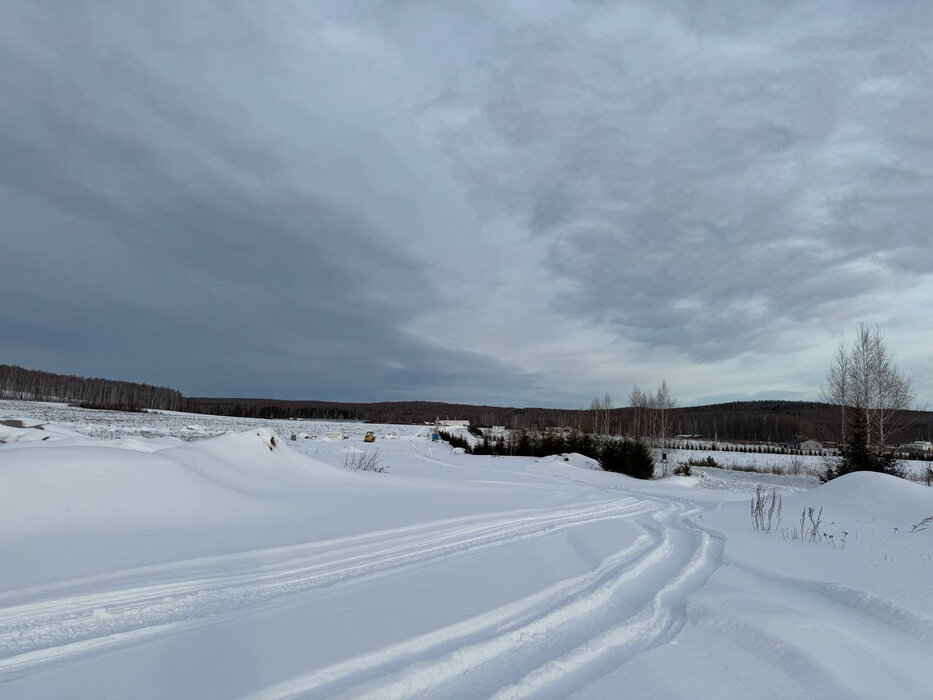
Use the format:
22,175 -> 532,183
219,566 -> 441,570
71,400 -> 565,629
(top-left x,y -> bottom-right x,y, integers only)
627,381 -> 676,447
654,380 -> 677,448
629,385 -> 649,440
590,393 -> 614,435
871,331 -> 914,449
602,393 -> 614,434
821,324 -> 914,450
821,341 -> 850,443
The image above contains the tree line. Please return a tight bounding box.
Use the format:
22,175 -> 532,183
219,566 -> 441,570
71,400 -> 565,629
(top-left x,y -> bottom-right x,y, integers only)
3,361 -> 931,446
0,364 -> 186,412
189,395 -> 887,442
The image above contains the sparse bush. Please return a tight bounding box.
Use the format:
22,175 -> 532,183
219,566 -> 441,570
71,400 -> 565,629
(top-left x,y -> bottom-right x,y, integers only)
74,402 -> 144,413
751,486 -> 781,534
683,456 -> 722,469
673,463 -> 692,477
781,506 -> 826,544
343,449 -> 387,473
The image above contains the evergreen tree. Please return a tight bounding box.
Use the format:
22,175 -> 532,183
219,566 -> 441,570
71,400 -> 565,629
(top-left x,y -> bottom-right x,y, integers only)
822,409 -> 903,482
599,438 -> 655,479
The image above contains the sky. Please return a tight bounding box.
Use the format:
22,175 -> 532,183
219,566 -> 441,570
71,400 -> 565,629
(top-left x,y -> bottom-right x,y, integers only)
2,1 -> 932,408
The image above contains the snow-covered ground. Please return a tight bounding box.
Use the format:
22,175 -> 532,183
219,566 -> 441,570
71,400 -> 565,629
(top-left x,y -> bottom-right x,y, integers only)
1,401 -> 932,698
0,398 -> 421,443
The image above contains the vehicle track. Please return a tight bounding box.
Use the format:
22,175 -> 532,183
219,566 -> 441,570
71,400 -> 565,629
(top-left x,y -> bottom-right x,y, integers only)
688,564 -> 933,700
251,502 -> 723,699
0,498 -> 654,678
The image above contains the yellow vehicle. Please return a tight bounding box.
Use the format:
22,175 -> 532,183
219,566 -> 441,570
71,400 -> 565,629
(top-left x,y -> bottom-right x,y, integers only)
363,431 -> 376,443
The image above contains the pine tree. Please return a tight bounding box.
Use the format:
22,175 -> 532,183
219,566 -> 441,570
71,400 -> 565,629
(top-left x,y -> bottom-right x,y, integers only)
823,409 -> 903,481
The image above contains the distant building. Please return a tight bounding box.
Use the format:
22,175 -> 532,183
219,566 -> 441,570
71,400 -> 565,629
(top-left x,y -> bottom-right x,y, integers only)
900,441 -> 933,454
793,438 -> 823,452
437,419 -> 470,429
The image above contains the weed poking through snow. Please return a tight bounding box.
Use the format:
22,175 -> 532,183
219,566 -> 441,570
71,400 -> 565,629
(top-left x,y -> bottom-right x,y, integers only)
343,449 -> 387,473
751,486 -> 782,534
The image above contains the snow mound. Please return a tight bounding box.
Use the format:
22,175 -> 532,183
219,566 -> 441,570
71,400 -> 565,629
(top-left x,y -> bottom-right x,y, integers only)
0,419 -> 84,444
537,453 -> 602,471
172,428 -> 346,482
1,416 -> 45,429
659,475 -> 700,488
0,429 -> 352,534
785,471 -> 933,529
104,436 -> 183,453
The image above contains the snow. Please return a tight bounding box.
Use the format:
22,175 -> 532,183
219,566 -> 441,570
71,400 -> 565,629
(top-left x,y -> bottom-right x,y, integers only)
1,399 -> 931,698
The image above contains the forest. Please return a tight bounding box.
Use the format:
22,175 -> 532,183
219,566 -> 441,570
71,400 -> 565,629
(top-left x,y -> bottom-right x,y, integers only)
0,365 -> 186,412
3,364 -> 932,444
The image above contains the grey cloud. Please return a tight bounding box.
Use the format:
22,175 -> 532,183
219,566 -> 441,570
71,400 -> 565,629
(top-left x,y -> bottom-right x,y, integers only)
1,1 -> 931,406
0,1 -> 542,402
423,1 -> 933,366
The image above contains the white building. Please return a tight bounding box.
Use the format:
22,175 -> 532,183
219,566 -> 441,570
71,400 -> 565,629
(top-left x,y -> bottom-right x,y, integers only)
900,441 -> 933,453
794,439 -> 823,452
437,419 -> 470,429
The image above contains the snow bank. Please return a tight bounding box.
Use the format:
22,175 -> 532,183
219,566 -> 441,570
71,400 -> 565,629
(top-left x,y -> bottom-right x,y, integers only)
0,419 -> 84,444
783,471 -> 933,530
537,453 -> 602,471
0,429 -> 346,533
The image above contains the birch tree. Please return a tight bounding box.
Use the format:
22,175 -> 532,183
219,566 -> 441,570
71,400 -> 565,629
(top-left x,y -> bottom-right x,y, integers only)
821,324 -> 914,450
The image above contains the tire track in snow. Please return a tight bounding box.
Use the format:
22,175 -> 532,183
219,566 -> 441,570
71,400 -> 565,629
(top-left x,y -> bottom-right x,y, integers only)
0,503 -> 625,609
728,561 -> 933,644
248,530 -> 665,699
251,502 -> 722,700
0,498 -> 653,677
681,557 -> 933,700
687,571 -> 933,700
492,523 -> 721,700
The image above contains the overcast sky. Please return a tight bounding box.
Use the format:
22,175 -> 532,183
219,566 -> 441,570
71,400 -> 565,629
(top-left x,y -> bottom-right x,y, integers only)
2,1 -> 932,407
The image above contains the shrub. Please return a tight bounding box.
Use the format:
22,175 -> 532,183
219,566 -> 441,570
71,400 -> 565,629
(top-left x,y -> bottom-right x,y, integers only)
438,430 -> 471,453
343,449 -> 387,473
73,402 -> 143,413
600,438 -> 655,479
683,456 -> 722,469
673,463 -> 692,477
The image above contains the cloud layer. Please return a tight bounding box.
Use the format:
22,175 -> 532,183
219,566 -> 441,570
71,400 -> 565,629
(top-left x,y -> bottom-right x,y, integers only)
2,1 -> 931,406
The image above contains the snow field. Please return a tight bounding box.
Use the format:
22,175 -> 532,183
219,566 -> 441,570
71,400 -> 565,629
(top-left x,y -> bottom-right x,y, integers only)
1,399 -> 931,698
